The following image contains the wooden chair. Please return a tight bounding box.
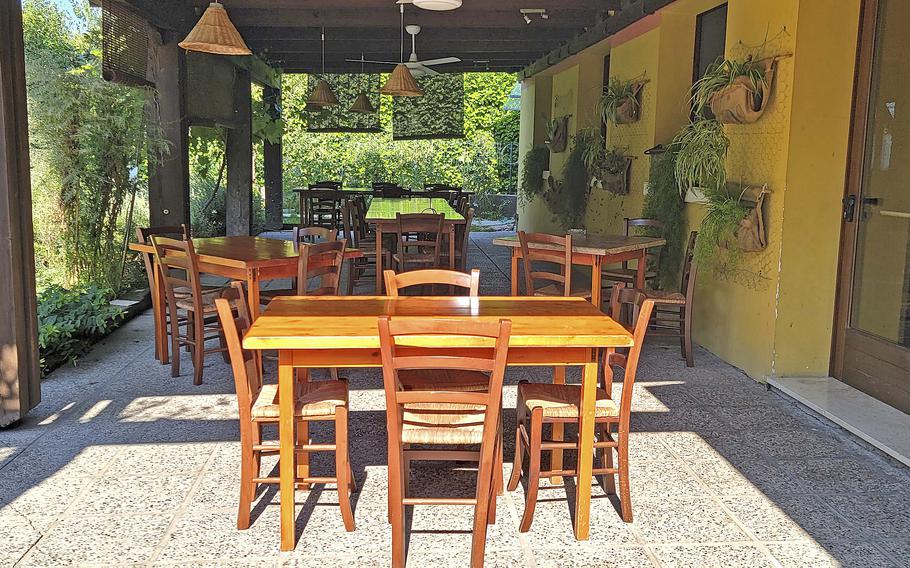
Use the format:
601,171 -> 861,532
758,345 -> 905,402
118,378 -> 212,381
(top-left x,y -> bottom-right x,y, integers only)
378,316 -> 512,568
440,207 -> 474,272
507,284 -> 656,528
383,268 -> 480,297
214,284 -> 355,532
151,236 -> 236,385
303,186 -> 342,230
136,225 -> 190,364
295,225 -> 337,244
342,200 -> 391,294
393,213 -> 445,273
601,218 -> 665,288
638,231 -> 698,367
261,239 -> 348,301
517,231 -> 591,299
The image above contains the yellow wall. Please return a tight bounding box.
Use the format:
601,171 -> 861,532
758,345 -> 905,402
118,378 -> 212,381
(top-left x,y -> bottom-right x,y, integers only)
517,0 -> 862,380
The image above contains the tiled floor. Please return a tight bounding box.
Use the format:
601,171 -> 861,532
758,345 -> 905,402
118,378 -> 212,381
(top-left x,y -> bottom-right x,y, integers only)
1,232 -> 909,567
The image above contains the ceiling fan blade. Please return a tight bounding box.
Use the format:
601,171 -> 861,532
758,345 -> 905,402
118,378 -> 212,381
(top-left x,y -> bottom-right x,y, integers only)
344,59 -> 399,65
416,56 -> 461,66
395,0 -> 413,3
414,64 -> 439,76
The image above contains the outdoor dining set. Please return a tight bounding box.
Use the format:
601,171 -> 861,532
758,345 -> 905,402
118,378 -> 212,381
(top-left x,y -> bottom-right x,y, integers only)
130,185 -> 697,567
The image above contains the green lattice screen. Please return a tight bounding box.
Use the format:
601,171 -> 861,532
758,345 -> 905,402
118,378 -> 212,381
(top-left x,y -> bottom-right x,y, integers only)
393,73 -> 465,140
306,74 -> 382,133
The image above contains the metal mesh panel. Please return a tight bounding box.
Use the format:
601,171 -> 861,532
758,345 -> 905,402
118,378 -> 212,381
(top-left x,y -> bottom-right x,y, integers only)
102,1 -> 150,87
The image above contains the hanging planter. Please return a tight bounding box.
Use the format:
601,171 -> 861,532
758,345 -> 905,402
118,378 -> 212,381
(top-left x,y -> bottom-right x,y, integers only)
599,77 -> 645,125
578,128 -> 632,195
598,156 -> 633,195
545,116 -> 570,153
693,56 -> 779,124
724,185 -> 769,252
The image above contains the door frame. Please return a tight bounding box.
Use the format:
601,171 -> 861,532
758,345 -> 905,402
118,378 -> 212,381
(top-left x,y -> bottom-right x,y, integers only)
832,0 -> 910,410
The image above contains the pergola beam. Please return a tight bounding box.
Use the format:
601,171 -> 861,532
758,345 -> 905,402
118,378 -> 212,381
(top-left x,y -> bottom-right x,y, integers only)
226,9 -> 595,29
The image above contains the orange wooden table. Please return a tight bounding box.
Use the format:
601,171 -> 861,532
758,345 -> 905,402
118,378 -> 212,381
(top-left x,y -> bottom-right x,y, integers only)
492,234 -> 666,307
130,236 -> 362,363
243,295 -> 633,551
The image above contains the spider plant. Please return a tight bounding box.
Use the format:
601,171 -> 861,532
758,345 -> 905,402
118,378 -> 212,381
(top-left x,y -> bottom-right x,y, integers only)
599,77 -> 641,125
670,119 -> 729,197
691,57 -> 768,117
694,190 -> 750,267
577,128 -> 628,180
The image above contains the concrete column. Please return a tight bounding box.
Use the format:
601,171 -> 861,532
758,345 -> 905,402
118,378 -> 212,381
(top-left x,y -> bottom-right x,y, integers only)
226,68 -> 252,236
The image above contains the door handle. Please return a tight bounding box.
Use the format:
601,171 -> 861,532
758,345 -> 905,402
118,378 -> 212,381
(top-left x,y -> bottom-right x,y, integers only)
843,194 -> 857,222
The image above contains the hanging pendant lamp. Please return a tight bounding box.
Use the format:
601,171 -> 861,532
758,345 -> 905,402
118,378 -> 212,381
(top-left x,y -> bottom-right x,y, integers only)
307,28 -> 339,108
380,5 -> 423,97
179,2 -> 251,56
349,55 -> 377,113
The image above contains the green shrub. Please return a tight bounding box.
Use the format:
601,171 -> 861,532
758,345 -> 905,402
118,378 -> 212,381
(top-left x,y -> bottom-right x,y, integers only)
37,285 -> 124,376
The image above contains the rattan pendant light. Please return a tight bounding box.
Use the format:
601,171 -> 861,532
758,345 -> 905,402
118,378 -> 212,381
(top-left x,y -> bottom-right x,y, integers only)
179,2 -> 251,56
307,29 -> 340,108
349,55 -> 377,113
380,5 -> 423,97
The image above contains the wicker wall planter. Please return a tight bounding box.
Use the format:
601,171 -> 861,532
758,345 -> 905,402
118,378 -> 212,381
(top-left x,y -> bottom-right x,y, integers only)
614,83 -> 644,124
597,157 -> 633,195
721,185 -> 769,252
546,116 -> 570,153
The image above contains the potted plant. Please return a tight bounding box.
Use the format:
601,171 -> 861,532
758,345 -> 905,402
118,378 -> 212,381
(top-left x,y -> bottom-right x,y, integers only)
691,56 -> 774,124
670,118 -> 729,201
578,128 -> 632,195
599,77 -> 644,125
544,116 -> 569,152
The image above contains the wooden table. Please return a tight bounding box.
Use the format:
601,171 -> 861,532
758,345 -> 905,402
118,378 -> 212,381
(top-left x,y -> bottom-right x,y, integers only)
243,295 -> 633,551
366,197 -> 466,294
492,234 -> 666,307
130,236 -> 362,363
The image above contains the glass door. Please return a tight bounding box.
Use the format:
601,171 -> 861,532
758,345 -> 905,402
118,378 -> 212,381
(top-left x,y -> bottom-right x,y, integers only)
835,0 -> 910,413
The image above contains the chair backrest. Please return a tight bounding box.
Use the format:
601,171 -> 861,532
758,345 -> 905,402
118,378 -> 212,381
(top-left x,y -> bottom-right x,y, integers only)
296,239 -> 348,296
623,217 -> 664,270
150,236 -> 204,308
311,180 -> 342,189
395,213 -> 445,272
295,225 -> 337,244
214,282 -> 262,429
303,188 -> 341,229
383,268 -> 480,297
378,315 -> 512,453
518,231 -> 573,296
606,282 -> 656,434
680,231 -> 698,299
136,225 -> 190,293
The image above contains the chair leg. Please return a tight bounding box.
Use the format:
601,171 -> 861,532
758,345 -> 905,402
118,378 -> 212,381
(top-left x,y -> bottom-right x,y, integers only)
334,407 -> 356,532
506,423 -> 523,492
219,329 -> 231,363
682,306 -> 694,367
388,442 -> 407,568
518,408 -> 543,533
617,432 -> 633,522
599,425 -> 616,495
169,306 -> 181,378
192,314 -> 205,385
237,437 -> 255,530
470,440 -> 496,568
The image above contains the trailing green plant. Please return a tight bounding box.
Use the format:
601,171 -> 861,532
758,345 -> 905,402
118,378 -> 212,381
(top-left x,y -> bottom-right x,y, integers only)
546,134 -> 590,229
671,118 -> 729,196
37,285 -> 124,376
694,189 -> 750,268
691,56 -> 768,118
520,147 -> 550,200
599,77 -> 641,125
641,150 -> 686,289
577,128 -> 628,183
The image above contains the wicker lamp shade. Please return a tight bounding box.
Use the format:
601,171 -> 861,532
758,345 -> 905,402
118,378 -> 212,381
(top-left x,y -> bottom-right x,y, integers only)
380,64 -> 424,97
349,92 -> 376,113
179,2 -> 251,56
307,79 -> 340,107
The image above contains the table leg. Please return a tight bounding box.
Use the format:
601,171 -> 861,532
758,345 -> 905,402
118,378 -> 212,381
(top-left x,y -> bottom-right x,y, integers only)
247,268 -> 261,319
591,256 -> 603,308
375,225 -> 384,295
549,366 -> 566,485
346,257 -> 355,296
278,350 -> 297,551
510,250 -> 520,296
153,264 -> 168,364
635,250 -> 646,289
574,360 -> 599,540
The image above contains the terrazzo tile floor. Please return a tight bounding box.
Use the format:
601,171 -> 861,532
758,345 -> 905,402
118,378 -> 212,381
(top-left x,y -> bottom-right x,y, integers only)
2,232 -> 909,567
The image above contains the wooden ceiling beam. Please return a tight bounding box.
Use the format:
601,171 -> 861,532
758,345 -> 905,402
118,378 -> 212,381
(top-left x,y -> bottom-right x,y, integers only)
249,40 -> 554,55
240,26 -> 580,42
226,9 -> 595,29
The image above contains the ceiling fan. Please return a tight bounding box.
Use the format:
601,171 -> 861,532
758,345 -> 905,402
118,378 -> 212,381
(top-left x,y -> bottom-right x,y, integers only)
345,25 -> 460,78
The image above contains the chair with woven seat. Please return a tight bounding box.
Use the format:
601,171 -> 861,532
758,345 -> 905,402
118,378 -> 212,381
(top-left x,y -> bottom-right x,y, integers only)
384,267 -> 479,298
393,212 -> 445,273
517,231 -> 591,299
601,218 -> 664,289
136,225 -> 190,364
379,316 -> 512,568
638,230 -> 698,367
342,200 -> 391,294
507,283 -> 655,529
260,239 -> 348,302
441,208 -> 474,272
214,283 -> 355,532
295,225 -> 337,244
151,236 -> 237,385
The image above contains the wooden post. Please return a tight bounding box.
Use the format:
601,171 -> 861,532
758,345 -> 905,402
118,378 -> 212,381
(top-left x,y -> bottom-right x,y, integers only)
146,29 -> 190,228
226,68 -> 252,236
0,1 -> 41,426
263,82 -> 283,230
